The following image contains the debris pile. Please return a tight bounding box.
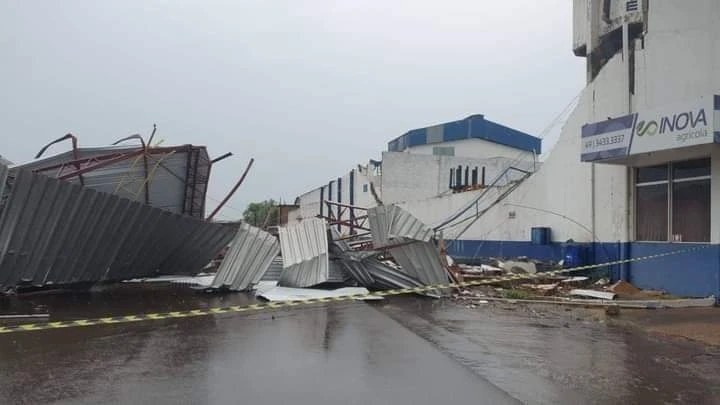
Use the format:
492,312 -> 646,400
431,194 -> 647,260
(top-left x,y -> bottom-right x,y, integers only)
452,265 -> 716,309
207,205 -> 451,298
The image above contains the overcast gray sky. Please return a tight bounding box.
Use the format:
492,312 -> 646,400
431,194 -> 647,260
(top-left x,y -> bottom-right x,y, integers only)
0,0 -> 584,220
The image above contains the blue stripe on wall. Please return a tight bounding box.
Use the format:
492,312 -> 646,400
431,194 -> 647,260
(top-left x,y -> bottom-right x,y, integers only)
407,129 -> 427,147
448,239 -> 719,299
581,147 -> 629,162
581,114 -> 635,137
387,115 -> 541,154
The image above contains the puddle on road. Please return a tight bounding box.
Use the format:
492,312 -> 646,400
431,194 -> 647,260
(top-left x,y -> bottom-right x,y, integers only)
377,296 -> 720,405
0,285 -> 516,405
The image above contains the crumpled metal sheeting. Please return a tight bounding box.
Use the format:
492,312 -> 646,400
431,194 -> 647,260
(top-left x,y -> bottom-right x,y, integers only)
0,167 -> 237,290
337,259 -> 375,287
366,204 -> 447,288
336,256 -> 428,292
387,241 -> 449,288
278,218 -> 329,287
0,162 -> 8,208
327,260 -> 352,283
210,223 -> 280,291
367,205 -> 434,248
362,258 -> 427,291
158,219 -> 238,276
261,256 -> 284,281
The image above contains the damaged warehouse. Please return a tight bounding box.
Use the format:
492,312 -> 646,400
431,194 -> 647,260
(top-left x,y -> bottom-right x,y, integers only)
0,132 -> 242,293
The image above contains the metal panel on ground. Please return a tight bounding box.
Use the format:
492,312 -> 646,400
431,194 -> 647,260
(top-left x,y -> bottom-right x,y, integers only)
387,241 -> 448,287
278,218 -> 329,287
328,260 -> 351,283
0,166 -> 237,291
210,223 -> 280,291
367,205 -> 433,248
261,256 -> 284,281
367,205 -> 447,287
363,259 -> 427,291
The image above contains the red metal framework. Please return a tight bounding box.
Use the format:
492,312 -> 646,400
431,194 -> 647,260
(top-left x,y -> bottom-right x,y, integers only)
321,200 -> 369,234
28,132 -> 217,220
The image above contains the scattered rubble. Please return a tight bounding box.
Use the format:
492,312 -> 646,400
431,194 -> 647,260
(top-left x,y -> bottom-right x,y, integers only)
570,289 -> 617,300
499,260 -> 537,274
560,276 -> 589,286
609,280 -> 641,296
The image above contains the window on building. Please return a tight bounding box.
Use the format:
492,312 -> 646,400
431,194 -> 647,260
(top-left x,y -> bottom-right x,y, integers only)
363,184 -> 368,193
635,158 -> 710,242
432,146 -> 455,156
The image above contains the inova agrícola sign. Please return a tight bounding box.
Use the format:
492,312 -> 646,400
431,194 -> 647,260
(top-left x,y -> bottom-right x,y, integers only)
581,95 -> 719,162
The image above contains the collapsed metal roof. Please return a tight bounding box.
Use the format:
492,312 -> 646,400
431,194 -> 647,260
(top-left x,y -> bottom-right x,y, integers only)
278,218 -> 329,287
0,165 -> 237,291
328,228 -> 429,293
367,205 -> 448,288
367,205 -> 434,248
12,143 -> 211,218
211,223 -> 280,291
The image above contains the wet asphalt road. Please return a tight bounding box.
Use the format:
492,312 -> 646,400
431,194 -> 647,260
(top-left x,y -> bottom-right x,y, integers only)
0,286 -> 516,405
1,285 -> 719,404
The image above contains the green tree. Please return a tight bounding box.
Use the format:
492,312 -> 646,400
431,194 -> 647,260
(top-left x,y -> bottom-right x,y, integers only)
243,199 -> 279,228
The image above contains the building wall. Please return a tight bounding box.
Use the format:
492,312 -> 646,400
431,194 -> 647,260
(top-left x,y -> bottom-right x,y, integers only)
380,151 -> 536,205
404,138 -> 535,160
292,1 -> 720,298
404,1 -> 720,299
294,166 -> 377,234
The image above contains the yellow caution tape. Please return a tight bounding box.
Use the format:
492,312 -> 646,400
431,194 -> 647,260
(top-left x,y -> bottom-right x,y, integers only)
0,245 -> 708,335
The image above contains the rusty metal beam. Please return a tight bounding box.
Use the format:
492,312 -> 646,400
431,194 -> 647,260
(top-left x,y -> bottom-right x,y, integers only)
207,158 -> 254,221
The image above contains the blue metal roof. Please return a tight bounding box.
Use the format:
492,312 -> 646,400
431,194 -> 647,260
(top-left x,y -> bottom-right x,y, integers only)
388,115 -> 541,154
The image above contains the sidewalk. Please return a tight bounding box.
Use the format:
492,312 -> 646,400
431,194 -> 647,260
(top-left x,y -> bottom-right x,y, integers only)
613,306 -> 720,347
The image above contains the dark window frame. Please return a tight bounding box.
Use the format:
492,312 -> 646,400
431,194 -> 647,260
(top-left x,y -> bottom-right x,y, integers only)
634,158 -> 711,242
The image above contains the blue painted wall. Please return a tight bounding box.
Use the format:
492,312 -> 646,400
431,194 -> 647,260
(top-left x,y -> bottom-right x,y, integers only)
388,115 -> 542,154
449,239 -> 720,299
627,243 -> 719,298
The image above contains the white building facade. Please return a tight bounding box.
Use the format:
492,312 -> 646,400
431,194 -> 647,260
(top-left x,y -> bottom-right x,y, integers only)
293,0 -> 720,299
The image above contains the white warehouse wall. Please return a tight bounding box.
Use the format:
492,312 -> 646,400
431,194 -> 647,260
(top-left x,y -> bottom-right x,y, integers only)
381,152 -> 536,205
404,138 -> 535,160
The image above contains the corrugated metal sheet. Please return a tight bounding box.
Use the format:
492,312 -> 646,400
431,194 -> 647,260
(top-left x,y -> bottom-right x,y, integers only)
337,258 -> 375,287
328,260 -> 351,283
210,223 -> 280,291
261,256 -> 284,281
367,205 -> 447,289
363,259 -> 427,291
386,242 -> 448,288
0,162 -> 8,209
12,144 -> 210,218
367,205 -> 433,248
277,218 -> 329,287
0,166 -> 237,291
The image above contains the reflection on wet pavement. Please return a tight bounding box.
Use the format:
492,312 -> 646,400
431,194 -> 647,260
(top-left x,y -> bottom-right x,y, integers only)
378,297 -> 720,405
0,286 -> 516,405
